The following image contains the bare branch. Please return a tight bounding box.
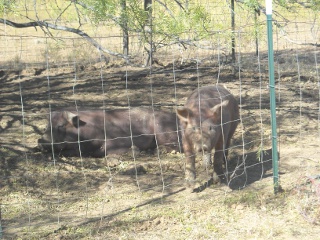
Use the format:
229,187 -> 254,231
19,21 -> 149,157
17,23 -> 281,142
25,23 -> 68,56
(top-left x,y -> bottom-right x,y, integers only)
0,18 -> 128,61
71,0 -> 95,11
173,0 -> 185,10
72,1 -> 84,28
55,2 -> 73,26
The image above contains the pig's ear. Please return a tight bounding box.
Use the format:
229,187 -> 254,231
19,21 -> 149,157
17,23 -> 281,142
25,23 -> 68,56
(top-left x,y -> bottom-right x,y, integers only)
176,108 -> 191,123
209,100 -> 229,121
63,111 -> 86,128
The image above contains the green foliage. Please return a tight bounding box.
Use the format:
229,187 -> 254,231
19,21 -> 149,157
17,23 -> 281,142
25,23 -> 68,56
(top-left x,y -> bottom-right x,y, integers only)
125,0 -> 149,30
81,0 -> 118,22
0,0 -> 17,16
242,0 -> 260,11
277,0 -> 291,8
2,0 -> 320,56
154,4 -> 211,42
275,0 -> 320,12
78,1 -> 211,42
310,0 -> 320,11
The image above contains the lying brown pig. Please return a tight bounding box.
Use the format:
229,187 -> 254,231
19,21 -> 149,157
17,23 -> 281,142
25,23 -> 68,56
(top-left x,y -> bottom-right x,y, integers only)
38,108 -> 182,157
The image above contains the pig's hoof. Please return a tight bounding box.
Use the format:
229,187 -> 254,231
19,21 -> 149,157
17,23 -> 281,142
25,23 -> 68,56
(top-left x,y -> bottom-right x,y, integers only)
212,172 -> 221,185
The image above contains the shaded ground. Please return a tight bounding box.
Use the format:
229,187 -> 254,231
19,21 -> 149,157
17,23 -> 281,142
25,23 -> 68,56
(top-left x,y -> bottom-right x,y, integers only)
0,48 -> 320,239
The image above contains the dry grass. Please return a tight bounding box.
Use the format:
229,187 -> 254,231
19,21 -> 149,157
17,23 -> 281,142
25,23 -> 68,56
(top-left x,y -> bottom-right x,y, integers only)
1,2 -> 320,239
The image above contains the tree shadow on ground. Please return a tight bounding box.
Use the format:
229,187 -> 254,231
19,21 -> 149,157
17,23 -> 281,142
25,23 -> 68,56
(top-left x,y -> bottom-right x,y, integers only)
227,148 -> 273,190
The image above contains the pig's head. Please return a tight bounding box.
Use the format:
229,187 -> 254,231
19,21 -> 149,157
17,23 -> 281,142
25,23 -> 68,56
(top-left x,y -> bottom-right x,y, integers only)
176,100 -> 228,155
38,111 -> 86,153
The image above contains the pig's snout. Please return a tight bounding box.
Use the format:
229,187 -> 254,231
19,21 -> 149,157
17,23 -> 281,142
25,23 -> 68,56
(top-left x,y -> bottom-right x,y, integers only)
194,144 -> 209,153
38,137 -> 52,152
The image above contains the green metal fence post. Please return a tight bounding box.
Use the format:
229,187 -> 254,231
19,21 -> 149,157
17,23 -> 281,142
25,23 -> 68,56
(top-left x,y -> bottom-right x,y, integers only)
265,0 -> 280,194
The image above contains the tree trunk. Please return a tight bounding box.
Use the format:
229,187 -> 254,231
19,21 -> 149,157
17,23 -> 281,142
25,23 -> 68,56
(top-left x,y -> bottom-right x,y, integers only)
230,0 -> 236,63
144,0 -> 152,67
254,8 -> 260,56
120,0 -> 129,56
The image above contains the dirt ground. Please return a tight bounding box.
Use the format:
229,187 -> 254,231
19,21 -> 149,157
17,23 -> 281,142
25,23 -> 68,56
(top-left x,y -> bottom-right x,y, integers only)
0,48 -> 320,239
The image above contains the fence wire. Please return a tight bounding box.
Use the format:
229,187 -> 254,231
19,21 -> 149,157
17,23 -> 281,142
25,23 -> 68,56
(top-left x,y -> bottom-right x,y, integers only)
0,1 -> 320,239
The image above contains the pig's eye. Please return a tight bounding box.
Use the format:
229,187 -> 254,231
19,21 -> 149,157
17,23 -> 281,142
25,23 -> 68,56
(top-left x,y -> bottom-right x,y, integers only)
57,125 -> 64,132
209,126 -> 214,131
192,126 -> 197,131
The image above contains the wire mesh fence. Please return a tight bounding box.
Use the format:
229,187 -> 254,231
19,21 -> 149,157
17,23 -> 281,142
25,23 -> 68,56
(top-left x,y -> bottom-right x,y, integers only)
0,0 -> 320,239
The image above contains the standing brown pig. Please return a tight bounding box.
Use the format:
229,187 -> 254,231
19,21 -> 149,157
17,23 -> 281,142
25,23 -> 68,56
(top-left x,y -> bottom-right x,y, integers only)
176,85 -> 239,186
